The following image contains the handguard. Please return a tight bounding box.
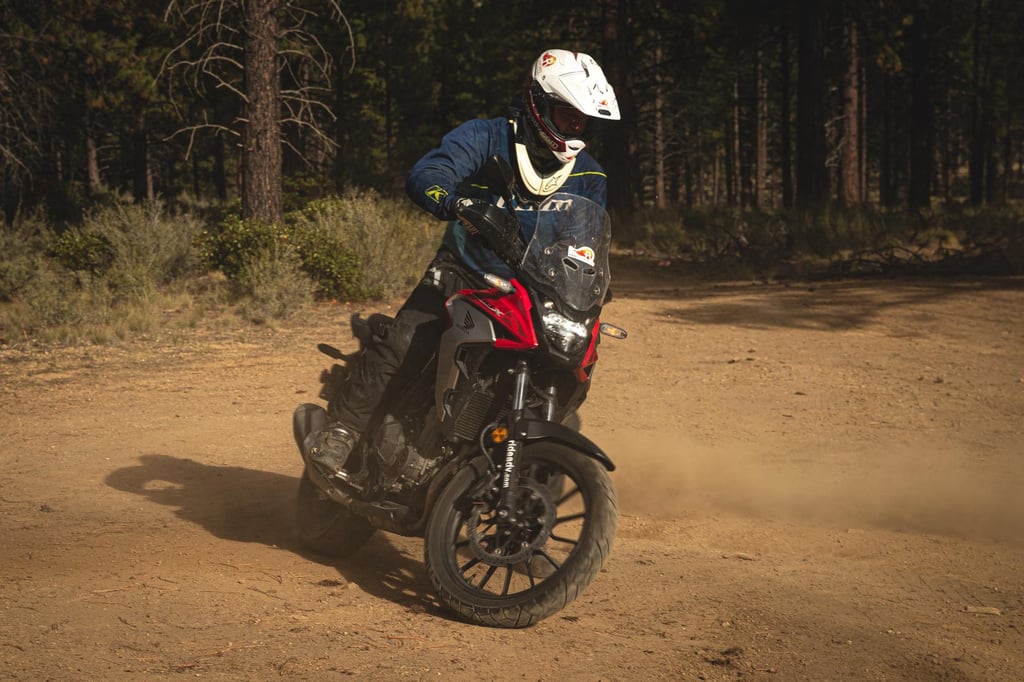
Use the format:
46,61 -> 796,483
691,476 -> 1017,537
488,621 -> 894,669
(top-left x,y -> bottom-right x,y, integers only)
454,197 -> 524,266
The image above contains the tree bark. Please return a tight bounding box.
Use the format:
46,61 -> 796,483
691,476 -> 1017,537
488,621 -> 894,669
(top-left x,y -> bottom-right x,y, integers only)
969,0 -> 990,206
86,130 -> 101,197
879,72 -> 900,209
241,0 -> 283,224
908,1 -> 935,209
795,0 -> 828,208
601,0 -> 637,214
839,18 -> 861,207
683,120 -> 695,207
780,11 -> 793,209
756,43 -> 768,208
654,35 -> 666,209
726,75 -> 739,207
132,111 -> 152,203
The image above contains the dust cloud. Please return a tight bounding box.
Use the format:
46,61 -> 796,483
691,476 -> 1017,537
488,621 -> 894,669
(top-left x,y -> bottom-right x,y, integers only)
602,430 -> 1024,542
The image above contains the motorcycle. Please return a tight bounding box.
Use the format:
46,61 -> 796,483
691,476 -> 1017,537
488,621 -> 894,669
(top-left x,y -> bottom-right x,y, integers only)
292,155 -> 627,628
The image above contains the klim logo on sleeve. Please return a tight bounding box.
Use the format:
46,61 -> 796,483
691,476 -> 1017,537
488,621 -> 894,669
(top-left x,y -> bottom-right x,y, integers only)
425,185 -> 449,204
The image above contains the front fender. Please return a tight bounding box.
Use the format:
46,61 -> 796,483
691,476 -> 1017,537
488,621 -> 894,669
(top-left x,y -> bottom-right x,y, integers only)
515,418 -> 615,472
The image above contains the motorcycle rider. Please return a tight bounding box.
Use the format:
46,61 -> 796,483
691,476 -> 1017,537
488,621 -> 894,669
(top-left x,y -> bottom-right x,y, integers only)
298,49 -> 620,477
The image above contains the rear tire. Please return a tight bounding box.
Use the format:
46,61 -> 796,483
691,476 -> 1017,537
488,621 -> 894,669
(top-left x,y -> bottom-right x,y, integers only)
296,471 -> 376,557
424,444 -> 616,628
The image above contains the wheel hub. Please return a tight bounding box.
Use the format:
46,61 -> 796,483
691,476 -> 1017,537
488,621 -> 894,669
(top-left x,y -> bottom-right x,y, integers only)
466,479 -> 557,566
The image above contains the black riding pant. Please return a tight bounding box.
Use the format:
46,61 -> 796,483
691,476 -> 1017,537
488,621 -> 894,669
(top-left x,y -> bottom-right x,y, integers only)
329,249 -> 485,431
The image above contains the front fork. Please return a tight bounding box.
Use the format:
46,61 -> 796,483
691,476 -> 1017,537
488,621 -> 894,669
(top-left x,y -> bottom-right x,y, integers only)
496,359 -> 544,523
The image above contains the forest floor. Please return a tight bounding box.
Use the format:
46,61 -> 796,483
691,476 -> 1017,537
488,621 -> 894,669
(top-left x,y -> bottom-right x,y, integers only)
1,258 -> 1023,681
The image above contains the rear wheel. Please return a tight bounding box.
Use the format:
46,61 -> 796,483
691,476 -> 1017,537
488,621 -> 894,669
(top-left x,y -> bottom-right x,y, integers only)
424,444 -> 616,628
296,471 -> 376,557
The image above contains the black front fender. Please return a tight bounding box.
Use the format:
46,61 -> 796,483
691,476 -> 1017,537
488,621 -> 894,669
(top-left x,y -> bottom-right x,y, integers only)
515,418 -> 616,472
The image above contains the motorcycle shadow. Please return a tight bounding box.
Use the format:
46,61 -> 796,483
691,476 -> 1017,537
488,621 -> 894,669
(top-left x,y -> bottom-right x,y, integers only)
105,453 -> 441,614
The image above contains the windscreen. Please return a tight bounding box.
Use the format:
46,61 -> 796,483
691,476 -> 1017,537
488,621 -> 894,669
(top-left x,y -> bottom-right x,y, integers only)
518,193 -> 611,312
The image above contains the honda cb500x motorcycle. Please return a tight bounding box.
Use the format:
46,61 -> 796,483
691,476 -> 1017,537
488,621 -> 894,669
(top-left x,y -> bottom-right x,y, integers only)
292,155 -> 627,628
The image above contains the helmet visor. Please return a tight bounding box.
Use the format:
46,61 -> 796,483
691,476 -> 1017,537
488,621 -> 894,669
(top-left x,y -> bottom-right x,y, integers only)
529,84 -> 593,152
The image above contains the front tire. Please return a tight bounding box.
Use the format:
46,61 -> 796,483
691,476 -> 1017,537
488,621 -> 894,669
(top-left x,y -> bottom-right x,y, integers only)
424,444 -> 617,628
296,471 -> 376,557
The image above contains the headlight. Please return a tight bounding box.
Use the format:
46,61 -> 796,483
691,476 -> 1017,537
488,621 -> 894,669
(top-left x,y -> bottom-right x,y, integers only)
542,311 -> 589,353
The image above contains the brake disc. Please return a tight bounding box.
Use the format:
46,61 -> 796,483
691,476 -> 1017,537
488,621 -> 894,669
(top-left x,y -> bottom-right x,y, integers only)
465,479 -> 557,567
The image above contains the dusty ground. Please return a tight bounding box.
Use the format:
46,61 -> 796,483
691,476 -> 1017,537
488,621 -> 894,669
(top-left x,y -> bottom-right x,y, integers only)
1,259 -> 1023,681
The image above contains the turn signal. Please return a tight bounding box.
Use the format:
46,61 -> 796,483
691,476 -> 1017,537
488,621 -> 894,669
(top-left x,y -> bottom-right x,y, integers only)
599,322 -> 628,339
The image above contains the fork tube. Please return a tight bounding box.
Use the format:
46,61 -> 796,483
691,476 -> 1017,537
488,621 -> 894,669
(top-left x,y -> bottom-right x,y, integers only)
542,384 -> 557,421
498,360 -> 530,520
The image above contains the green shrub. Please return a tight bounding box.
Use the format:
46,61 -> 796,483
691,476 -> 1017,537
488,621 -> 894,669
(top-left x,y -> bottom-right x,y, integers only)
200,215 -> 283,281
288,189 -> 438,300
200,191 -> 438,303
50,228 -> 115,275
23,264 -> 85,329
92,201 -> 201,290
47,199 -> 203,298
237,244 -> 315,323
0,198 -> 208,345
290,225 -> 366,300
0,211 -> 54,302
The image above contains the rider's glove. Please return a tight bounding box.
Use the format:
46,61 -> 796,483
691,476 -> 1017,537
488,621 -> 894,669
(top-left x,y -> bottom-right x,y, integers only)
454,197 -> 483,235
453,197 -> 523,265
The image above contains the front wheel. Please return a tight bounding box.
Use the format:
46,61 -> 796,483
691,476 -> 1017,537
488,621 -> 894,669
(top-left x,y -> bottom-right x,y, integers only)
424,444 -> 617,628
296,471 -> 376,557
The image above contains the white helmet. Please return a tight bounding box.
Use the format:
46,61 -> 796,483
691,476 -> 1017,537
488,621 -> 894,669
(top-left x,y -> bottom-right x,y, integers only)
525,49 -> 620,164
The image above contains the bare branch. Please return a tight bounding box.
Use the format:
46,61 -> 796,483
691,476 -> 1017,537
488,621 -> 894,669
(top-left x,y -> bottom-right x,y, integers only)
160,0 -> 352,170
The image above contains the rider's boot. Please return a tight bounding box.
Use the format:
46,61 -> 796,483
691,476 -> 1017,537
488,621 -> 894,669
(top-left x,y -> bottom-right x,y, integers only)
304,422 -> 358,476
293,403 -> 359,477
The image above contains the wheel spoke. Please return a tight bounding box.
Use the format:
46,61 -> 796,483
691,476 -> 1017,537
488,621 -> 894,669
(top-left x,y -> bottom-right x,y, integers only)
555,511 -> 586,525
536,549 -> 561,570
501,566 -> 513,595
476,564 -> 498,589
549,532 -> 579,546
460,556 -> 481,573
523,560 -> 538,588
556,485 -> 581,506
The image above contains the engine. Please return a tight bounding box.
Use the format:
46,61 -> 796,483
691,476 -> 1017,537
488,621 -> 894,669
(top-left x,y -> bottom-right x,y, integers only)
371,414 -> 440,492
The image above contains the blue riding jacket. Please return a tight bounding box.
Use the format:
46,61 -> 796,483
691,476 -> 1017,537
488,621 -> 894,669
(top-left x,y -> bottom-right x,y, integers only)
405,116 -> 610,279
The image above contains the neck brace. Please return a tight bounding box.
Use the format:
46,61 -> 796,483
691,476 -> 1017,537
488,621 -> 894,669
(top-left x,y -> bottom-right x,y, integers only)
513,120 -> 576,198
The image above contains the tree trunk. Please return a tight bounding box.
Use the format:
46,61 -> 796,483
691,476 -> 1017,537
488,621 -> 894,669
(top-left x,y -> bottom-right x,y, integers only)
601,0 -> 637,214
839,18 -> 861,207
241,0 -> 283,224
795,0 -> 827,208
940,75 -> 953,207
1001,112 -> 1013,204
654,35 -> 666,209
859,51 -> 868,204
780,11 -> 793,209
83,110 -> 101,196
712,146 -> 721,205
86,130 -> 101,197
969,0 -> 990,206
908,0 -> 934,209
756,43 -> 768,208
879,72 -> 900,209
132,111 -> 152,203
333,43 -> 349,193
683,120 -> 695,208
726,75 -> 739,207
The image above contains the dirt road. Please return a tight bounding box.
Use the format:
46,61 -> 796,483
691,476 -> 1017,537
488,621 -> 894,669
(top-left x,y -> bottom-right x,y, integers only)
2,261 -> 1023,680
